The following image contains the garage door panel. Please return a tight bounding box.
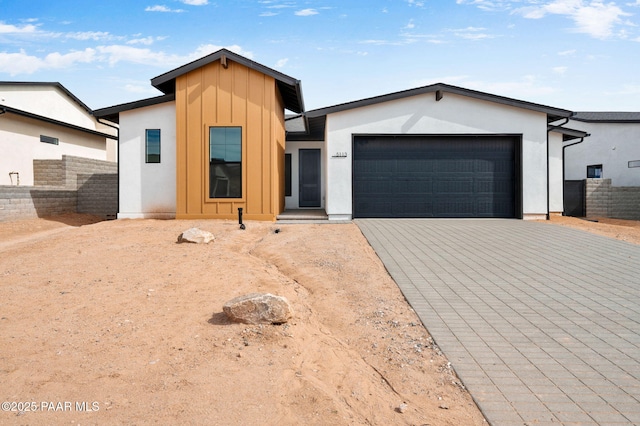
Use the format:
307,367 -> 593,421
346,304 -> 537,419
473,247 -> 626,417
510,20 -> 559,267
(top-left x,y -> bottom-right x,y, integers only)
353,135 -> 518,218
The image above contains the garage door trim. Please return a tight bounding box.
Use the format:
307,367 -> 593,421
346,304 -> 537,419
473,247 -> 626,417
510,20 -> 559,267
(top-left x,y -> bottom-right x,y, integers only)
351,133 -> 523,219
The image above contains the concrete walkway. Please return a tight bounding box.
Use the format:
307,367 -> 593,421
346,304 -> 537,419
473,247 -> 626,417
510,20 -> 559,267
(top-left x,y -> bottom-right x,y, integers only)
356,219 -> 640,425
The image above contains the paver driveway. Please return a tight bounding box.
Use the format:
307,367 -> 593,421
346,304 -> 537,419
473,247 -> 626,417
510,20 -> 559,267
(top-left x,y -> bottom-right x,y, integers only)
356,219 -> 640,426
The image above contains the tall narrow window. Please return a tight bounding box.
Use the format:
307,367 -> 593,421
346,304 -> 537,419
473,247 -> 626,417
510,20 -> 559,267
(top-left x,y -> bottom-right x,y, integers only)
209,127 -> 242,198
285,153 -> 292,197
145,129 -> 161,163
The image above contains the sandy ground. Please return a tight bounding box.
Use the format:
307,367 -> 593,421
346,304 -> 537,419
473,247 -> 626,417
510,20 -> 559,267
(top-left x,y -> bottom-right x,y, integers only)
1,214 -> 638,425
1,214 -> 485,425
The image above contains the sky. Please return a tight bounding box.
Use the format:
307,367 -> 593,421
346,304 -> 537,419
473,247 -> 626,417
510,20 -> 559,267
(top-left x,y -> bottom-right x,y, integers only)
1,0 -> 639,112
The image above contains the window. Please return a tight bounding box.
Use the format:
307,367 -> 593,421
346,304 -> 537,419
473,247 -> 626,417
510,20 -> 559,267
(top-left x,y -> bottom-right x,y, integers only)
285,154 -> 292,197
209,127 -> 241,198
145,129 -> 161,163
40,135 -> 59,145
587,164 -> 602,178
629,160 -> 640,168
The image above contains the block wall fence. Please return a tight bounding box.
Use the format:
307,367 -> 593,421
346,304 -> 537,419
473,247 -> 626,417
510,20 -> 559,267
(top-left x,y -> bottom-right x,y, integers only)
0,155 -> 117,222
585,178 -> 640,220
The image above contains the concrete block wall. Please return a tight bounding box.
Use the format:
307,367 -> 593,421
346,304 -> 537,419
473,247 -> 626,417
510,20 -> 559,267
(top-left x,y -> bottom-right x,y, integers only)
611,187 -> 640,220
585,179 -> 611,217
77,174 -> 118,219
0,187 -> 77,221
33,159 -> 65,187
585,178 -> 640,220
0,155 -> 117,222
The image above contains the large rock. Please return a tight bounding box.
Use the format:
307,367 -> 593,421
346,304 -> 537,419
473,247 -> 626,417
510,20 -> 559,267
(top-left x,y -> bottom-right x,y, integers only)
223,293 -> 293,324
177,228 -> 215,244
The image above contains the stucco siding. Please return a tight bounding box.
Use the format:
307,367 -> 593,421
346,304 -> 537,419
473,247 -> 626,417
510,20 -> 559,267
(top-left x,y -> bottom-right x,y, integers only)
566,120 -> 640,186
118,102 -> 176,219
324,92 -> 549,219
0,113 -> 110,186
548,131 -> 564,214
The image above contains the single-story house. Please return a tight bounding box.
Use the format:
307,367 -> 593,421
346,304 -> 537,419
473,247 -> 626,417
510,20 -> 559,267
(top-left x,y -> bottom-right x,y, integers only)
94,48 -> 587,221
566,112 -> 640,186
0,82 -> 118,186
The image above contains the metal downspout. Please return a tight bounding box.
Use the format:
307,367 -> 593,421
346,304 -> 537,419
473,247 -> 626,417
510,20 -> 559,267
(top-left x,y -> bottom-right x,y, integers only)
547,118 -> 569,220
98,118 -> 120,219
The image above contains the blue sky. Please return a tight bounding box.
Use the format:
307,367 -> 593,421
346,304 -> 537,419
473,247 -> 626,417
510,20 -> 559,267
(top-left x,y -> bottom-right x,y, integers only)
1,0 -> 639,112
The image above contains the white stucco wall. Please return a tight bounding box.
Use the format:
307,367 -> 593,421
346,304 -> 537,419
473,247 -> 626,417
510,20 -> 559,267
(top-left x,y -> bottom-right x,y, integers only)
0,113 -> 109,186
548,131 -> 565,214
566,120 -> 640,186
324,92 -> 550,220
284,141 -> 326,210
1,84 -> 99,130
118,102 -> 176,219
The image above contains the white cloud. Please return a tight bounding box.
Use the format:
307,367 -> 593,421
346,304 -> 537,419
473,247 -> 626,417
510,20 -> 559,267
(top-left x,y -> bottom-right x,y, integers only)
181,0 -> 208,4
404,20 -> 416,30
145,5 -> 185,13
513,0 -> 631,39
260,11 -> 279,16
275,58 -> 288,68
295,9 -> 319,16
124,83 -> 161,95
127,36 -> 166,45
553,66 -> 568,74
415,74 -> 556,98
65,31 -> 115,41
0,22 -> 38,34
451,26 -> 496,40
0,48 -> 96,75
407,0 -> 426,7
558,49 -> 577,56
456,0 -> 514,12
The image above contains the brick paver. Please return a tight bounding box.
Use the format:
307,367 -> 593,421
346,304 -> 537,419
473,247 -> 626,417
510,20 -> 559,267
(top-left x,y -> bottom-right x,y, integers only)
356,219 -> 640,425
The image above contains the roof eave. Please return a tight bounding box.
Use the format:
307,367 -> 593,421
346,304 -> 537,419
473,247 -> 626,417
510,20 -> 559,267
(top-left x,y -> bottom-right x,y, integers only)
0,104 -> 117,140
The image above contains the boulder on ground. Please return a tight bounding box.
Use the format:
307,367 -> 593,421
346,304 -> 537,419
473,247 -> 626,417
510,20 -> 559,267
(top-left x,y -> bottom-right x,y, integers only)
177,228 -> 215,244
223,293 -> 293,324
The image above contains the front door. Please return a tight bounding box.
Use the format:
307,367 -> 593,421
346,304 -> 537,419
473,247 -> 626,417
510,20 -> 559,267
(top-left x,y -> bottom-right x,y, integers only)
299,149 -> 321,207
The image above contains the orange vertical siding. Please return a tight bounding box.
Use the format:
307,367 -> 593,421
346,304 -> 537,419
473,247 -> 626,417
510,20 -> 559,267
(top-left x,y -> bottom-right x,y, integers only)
175,58 -> 286,220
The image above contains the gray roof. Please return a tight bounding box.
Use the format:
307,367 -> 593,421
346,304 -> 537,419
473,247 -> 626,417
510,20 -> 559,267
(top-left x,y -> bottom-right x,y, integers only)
0,81 -> 93,114
571,112 -> 640,123
93,94 -> 175,124
305,83 -> 573,123
548,125 -> 589,142
151,49 -> 304,114
0,103 -> 117,140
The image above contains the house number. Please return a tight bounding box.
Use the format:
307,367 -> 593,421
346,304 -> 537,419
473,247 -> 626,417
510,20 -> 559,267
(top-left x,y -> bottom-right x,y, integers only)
333,152 -> 347,158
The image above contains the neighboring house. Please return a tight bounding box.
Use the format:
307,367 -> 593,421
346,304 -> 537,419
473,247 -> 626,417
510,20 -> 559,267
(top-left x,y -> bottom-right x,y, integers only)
566,112 -> 640,186
95,48 -> 584,221
0,82 -> 118,186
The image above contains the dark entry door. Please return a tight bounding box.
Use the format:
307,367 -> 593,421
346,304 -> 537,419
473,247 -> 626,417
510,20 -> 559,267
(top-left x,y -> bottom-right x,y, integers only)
299,149 -> 321,207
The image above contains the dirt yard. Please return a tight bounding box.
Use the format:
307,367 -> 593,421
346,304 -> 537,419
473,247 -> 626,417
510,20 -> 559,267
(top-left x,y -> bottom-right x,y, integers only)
1,214 -> 638,425
1,214 -> 485,425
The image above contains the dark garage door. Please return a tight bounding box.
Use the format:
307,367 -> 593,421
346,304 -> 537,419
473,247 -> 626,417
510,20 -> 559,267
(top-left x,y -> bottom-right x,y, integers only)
353,135 -> 520,218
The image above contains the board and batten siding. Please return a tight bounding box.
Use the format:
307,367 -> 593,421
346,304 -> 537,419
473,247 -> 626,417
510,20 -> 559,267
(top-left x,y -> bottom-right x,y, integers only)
175,59 -> 286,220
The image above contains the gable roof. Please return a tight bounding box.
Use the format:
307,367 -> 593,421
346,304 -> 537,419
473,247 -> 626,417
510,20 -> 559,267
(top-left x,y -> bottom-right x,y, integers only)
0,103 -> 117,140
0,81 -> 92,115
571,112 -> 640,123
150,49 -> 304,114
93,93 -> 175,124
305,83 -> 573,124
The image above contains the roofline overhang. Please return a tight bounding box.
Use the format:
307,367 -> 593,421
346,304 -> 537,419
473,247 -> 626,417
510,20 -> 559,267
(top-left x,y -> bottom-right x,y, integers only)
149,49 -> 304,114
305,83 -> 573,123
0,81 -> 93,115
0,104 -> 117,140
549,125 -> 590,142
93,93 -> 176,124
